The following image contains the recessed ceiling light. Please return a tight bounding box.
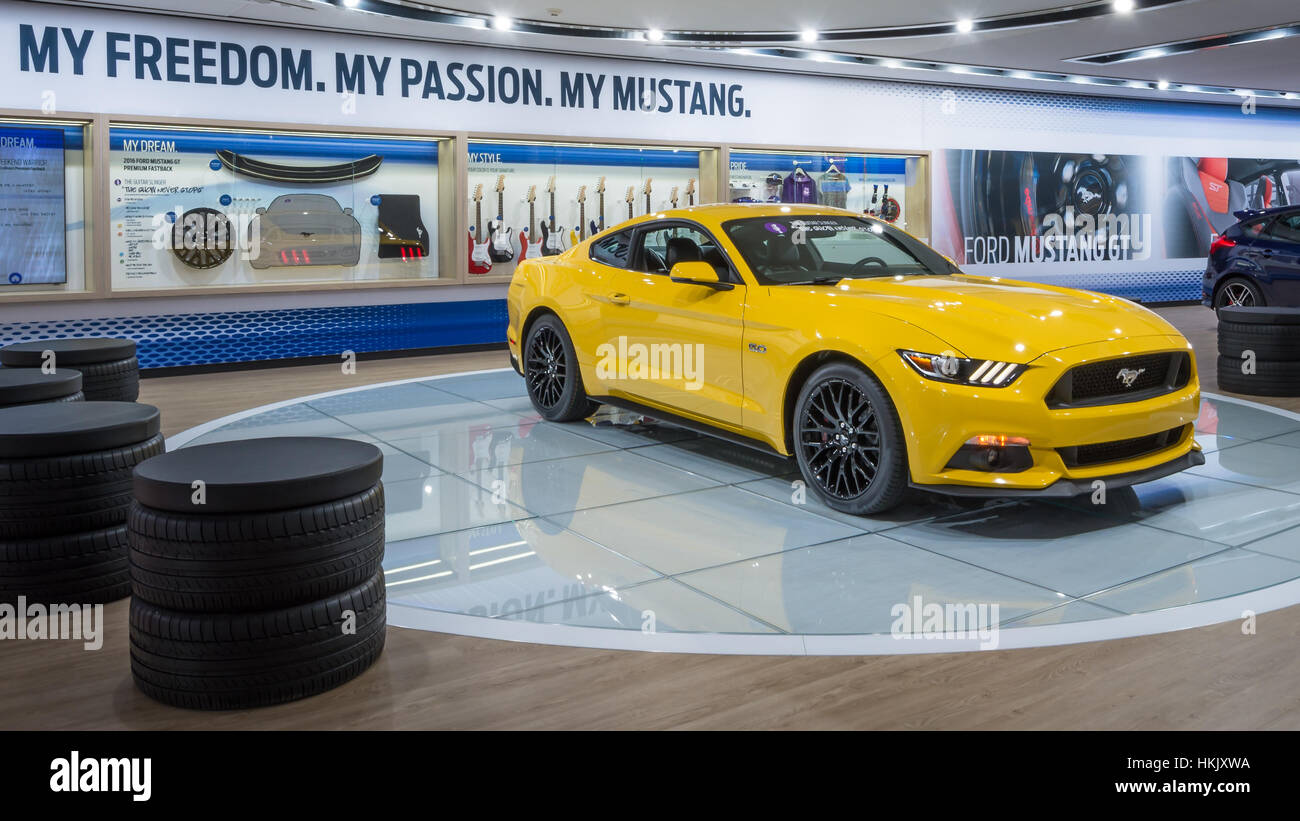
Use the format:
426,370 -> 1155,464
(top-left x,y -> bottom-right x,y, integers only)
647,28 -> 665,42
810,52 -> 831,62
492,14 -> 512,31
1141,48 -> 1167,58
342,0 -> 360,7
801,29 -> 819,43
1113,0 -> 1134,12
881,59 -> 899,69
955,18 -> 974,34
1157,79 -> 1169,90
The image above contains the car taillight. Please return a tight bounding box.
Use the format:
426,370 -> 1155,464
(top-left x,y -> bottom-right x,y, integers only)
1210,235 -> 1236,255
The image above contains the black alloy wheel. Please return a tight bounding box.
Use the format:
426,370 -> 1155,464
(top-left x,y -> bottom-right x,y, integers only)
800,378 -> 881,500
1215,278 -> 1263,310
170,207 -> 235,270
793,363 -> 908,515
523,315 -> 598,422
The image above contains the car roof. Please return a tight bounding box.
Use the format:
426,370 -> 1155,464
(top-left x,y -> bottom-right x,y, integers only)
612,203 -> 876,228
1235,203 -> 1300,222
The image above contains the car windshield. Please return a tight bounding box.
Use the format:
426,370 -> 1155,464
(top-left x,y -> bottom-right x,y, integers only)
722,215 -> 959,285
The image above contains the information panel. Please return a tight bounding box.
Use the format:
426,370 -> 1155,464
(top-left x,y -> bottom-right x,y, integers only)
0,125 -> 67,285
109,126 -> 441,290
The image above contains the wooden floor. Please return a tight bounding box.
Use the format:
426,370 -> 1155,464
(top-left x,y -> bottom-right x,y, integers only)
3,309 -> 1300,730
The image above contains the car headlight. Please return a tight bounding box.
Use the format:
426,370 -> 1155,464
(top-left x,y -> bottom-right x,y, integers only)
898,350 -> 1025,387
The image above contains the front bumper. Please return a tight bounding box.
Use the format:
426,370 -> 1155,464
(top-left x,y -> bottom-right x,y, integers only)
884,335 -> 1203,493
913,448 -> 1205,498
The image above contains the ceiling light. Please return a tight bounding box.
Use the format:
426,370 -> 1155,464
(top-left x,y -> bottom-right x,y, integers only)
647,28 -> 665,42
955,18 -> 974,34
1112,0 -> 1134,12
801,29 -> 819,43
810,52 -> 832,62
882,59 -> 899,69
1157,79 -> 1169,90
492,14 -> 512,31
342,0 -> 360,6
1141,48 -> 1167,58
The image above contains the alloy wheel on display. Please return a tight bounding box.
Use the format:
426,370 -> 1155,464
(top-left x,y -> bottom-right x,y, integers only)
799,378 -> 881,500
1219,282 -> 1256,308
525,326 -> 567,409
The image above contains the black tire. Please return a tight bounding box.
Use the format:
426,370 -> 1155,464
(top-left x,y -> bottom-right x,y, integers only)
1218,320 -> 1300,360
130,570 -> 387,710
76,357 -> 140,402
0,433 -> 165,539
792,362 -> 909,515
1213,277 -> 1265,311
128,483 -> 385,611
1217,354 -> 1300,396
0,389 -> 85,409
0,525 -> 131,604
523,314 -> 598,422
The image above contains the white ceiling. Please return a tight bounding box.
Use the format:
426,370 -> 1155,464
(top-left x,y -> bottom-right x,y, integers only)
37,0 -> 1300,106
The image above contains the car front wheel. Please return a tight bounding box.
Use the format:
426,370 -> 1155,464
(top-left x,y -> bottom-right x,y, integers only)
793,362 -> 909,515
523,314 -> 599,422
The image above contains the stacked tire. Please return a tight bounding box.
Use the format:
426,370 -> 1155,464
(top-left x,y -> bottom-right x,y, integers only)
127,436 -> 387,710
0,368 -> 84,409
0,402 -> 164,605
1216,306 -> 1300,397
0,338 -> 139,402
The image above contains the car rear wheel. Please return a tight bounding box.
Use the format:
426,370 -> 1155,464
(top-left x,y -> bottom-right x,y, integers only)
1214,277 -> 1264,310
793,363 -> 908,515
524,315 -> 599,422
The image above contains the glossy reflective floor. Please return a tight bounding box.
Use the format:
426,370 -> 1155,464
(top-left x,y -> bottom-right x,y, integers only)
172,369 -> 1300,653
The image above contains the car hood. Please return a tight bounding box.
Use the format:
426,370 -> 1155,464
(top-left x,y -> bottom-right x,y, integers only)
790,274 -> 1182,360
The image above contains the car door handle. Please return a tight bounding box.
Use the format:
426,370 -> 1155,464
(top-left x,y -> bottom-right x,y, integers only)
608,292 -> 631,305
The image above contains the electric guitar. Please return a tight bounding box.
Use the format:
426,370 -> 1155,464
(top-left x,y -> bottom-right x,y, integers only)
569,185 -> 587,246
469,183 -> 492,275
669,186 -> 679,209
518,185 -> 544,260
685,178 -> 696,206
543,176 -> 564,255
625,186 -> 635,221
880,183 -> 901,223
642,178 -> 653,215
588,176 -> 606,237
487,174 -> 514,263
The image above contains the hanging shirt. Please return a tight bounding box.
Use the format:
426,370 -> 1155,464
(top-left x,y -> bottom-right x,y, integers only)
818,170 -> 851,209
782,170 -> 818,204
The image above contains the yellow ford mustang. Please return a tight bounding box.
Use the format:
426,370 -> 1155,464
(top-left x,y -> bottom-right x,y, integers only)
506,204 -> 1203,515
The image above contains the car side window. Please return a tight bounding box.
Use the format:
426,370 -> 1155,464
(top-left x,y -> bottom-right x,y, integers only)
1269,215 -> 1300,243
589,230 -> 633,268
1241,219 -> 1269,239
634,224 -> 730,278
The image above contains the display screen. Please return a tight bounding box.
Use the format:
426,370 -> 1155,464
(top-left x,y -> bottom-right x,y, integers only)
108,126 -> 440,290
0,124 -> 70,286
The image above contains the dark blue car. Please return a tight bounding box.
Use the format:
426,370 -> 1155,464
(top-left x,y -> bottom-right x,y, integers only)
1203,205 -> 1300,309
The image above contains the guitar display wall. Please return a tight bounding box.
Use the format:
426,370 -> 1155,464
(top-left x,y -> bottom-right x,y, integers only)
466,141 -> 702,276
727,151 -> 918,234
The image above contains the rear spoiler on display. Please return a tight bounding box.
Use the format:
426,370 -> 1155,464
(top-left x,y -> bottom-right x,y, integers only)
1233,209 -> 1262,220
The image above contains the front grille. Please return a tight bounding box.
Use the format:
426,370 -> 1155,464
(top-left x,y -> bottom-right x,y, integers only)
1058,425 -> 1187,468
1047,352 -> 1190,409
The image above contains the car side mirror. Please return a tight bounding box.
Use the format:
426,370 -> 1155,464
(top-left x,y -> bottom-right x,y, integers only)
344,207 -> 354,216
255,207 -> 266,215
669,261 -> 733,290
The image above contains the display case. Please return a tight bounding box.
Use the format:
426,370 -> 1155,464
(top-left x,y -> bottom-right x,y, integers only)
727,148 -> 930,241
0,116 -> 93,298
106,123 -> 451,292
465,139 -> 714,280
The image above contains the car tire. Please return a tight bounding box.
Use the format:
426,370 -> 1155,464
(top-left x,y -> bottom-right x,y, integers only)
0,432 -> 166,539
523,314 -> 599,423
0,525 -> 131,604
129,570 -> 386,711
75,356 -> 140,402
1213,277 -> 1265,311
127,483 -> 385,612
1218,320 -> 1300,360
792,362 -> 909,515
1216,354 -> 1300,396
